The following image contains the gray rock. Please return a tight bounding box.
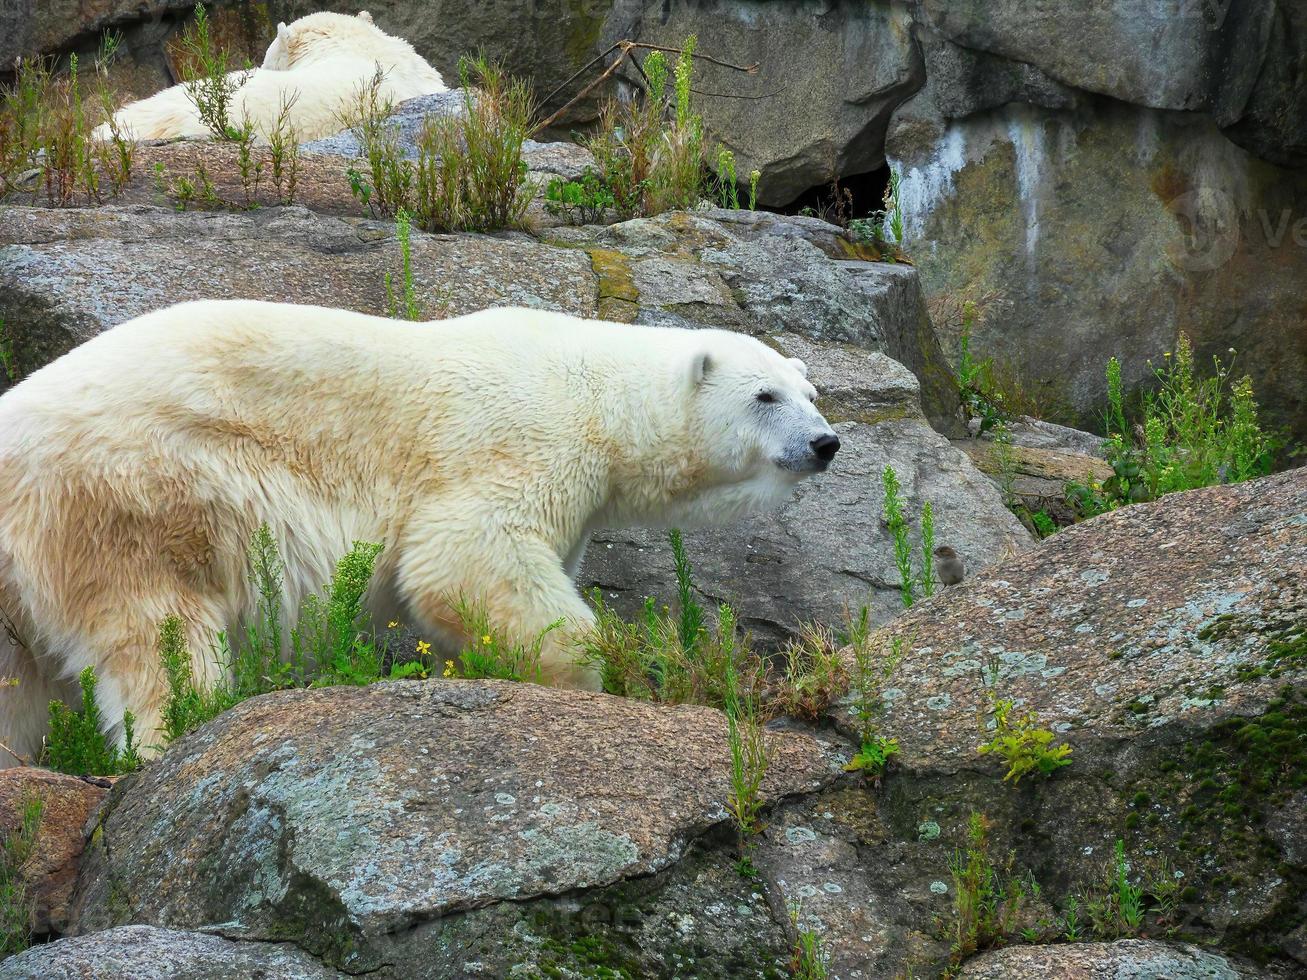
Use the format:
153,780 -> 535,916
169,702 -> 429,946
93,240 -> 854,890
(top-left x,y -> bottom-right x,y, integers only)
582,416 -> 1031,646
299,91 -> 471,159
0,925 -> 341,980
956,939 -> 1266,979
72,680 -> 840,971
0,205 -> 598,383
601,0 -> 924,205
888,85 -> 1307,445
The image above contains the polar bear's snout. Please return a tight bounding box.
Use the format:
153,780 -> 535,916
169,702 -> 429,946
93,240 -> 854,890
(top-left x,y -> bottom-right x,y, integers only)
810,432 -> 841,467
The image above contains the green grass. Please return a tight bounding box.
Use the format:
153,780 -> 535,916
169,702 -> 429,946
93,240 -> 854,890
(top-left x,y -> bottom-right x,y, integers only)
0,317 -> 16,384
945,813 -> 1035,970
1068,334 -> 1277,517
344,56 -> 533,232
45,667 -> 142,776
583,39 -> 707,220
0,795 -> 41,962
882,465 -> 939,608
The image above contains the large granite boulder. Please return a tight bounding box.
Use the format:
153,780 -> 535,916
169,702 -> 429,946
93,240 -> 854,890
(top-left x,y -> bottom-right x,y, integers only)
888,59 -> 1307,444
0,768 -> 108,935
0,925 -> 342,980
71,680 -> 842,974
826,466 -> 1307,967
957,939 -> 1268,980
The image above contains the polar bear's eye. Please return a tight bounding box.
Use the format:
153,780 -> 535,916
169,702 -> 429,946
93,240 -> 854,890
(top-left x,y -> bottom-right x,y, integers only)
756,391 -> 777,404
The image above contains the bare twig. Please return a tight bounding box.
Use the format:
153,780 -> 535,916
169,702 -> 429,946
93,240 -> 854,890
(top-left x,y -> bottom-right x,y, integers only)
534,39 -> 760,135
0,737 -> 31,767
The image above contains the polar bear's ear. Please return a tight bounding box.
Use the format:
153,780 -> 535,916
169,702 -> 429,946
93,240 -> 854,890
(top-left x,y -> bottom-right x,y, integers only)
787,356 -> 808,378
357,10 -> 374,22
276,21 -> 290,42
689,351 -> 712,387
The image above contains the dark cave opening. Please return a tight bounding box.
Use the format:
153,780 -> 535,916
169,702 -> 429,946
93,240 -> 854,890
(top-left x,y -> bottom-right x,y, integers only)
768,164 -> 892,225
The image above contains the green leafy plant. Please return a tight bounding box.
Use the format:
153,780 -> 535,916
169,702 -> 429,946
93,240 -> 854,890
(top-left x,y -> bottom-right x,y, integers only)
946,813 -> 1036,968
882,465 -> 914,609
543,169 -> 614,225
787,899 -> 829,979
385,207 -> 421,320
581,537 -> 763,711
844,608 -> 906,776
748,168 -> 760,211
714,145 -> 739,209
1067,336 -> 1277,518
45,667 -> 142,775
882,466 -> 939,609
343,56 -> 533,232
956,301 -> 1010,434
453,599 -> 557,683
159,526 -> 396,744
724,647 -> 768,852
178,3 -> 248,141
0,318 -> 16,384
1030,510 -> 1056,538
977,692 -> 1072,782
668,529 -> 705,653
0,795 -> 42,961
584,39 -> 706,220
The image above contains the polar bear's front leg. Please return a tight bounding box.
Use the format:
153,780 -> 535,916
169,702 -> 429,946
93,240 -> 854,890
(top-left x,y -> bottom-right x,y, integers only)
397,526 -> 602,692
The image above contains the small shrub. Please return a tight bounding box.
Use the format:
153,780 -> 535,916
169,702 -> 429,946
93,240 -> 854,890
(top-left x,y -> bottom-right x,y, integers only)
788,899 -> 829,980
724,645 -> 768,851
714,145 -> 739,209
0,318 -> 16,384
45,667 -> 141,775
770,622 -> 847,722
385,207 -> 421,320
844,609 -> 906,776
976,692 -> 1072,782
178,3 -> 248,140
748,168 -> 760,211
344,56 -> 534,232
882,466 -> 939,609
1030,510 -> 1056,538
584,39 -> 706,219
1067,335 -> 1277,517
543,169 -> 614,225
0,795 -> 42,961
956,301 -> 1010,434
946,813 -> 1035,967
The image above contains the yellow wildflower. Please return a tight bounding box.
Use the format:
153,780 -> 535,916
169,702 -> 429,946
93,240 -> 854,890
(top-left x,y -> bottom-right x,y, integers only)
481,634 -> 492,645
387,621 -> 399,629
416,639 -> 431,656
443,659 -> 456,678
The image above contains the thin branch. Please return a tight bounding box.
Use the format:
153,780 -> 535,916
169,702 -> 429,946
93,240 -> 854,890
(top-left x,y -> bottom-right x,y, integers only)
533,39 -> 760,134
0,737 -> 31,767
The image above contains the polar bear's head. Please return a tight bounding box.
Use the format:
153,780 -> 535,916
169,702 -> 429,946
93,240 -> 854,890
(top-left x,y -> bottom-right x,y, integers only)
663,330 -> 839,524
261,10 -> 426,73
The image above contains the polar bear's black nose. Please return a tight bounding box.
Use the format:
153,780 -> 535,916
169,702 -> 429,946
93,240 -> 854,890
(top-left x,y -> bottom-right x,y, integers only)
811,433 -> 840,462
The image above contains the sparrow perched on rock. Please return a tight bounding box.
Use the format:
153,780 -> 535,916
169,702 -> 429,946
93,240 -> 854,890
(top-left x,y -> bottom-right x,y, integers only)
934,546 -> 965,587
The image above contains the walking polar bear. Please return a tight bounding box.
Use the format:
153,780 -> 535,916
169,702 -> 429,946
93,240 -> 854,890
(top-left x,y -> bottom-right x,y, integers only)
93,11 -> 446,142
0,301 -> 840,761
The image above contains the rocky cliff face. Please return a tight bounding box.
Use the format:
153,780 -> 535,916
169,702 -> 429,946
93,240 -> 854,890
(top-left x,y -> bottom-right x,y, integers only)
6,0 -> 1300,440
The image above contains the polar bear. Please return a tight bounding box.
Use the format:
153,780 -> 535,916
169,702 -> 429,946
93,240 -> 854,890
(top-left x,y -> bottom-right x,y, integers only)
92,11 -> 446,142
0,301 -> 839,762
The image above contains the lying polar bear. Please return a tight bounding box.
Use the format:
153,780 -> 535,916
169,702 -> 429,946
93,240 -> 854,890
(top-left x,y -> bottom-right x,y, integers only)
0,301 -> 840,761
93,10 -> 446,142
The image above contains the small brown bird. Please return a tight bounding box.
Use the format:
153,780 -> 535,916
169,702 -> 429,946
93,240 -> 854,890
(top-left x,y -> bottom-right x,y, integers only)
934,546 -> 965,587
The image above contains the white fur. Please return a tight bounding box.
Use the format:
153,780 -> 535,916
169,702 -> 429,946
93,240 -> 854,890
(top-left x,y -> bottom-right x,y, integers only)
0,301 -> 836,762
93,11 -> 446,142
